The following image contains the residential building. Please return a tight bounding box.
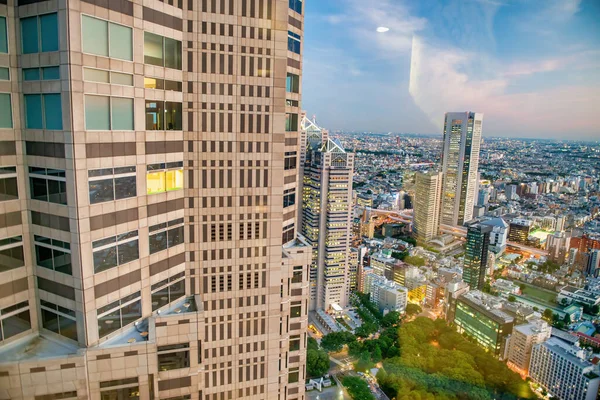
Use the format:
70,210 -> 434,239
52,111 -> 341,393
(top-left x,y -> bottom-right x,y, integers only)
529,338 -> 600,400
300,117 -> 354,311
547,231 -> 571,265
506,319 -> 551,377
444,279 -> 470,322
508,218 -> 533,244
586,249 -> 599,277
413,170 -> 442,243
463,222 -> 492,290
364,274 -> 408,313
0,1 -> 310,399
452,291 -> 514,357
439,112 -> 484,226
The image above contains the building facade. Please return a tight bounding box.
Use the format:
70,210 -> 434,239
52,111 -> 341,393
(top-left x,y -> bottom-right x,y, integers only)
300,117 -> 354,311
506,319 -> 551,377
0,1 -> 311,399
508,218 -> 532,244
529,338 -> 600,400
463,222 -> 492,290
413,170 -> 442,244
452,291 -> 514,357
439,112 -> 483,227
364,274 -> 407,313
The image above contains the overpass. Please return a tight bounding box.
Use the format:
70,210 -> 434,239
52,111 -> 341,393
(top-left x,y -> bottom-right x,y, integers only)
360,208 -> 549,257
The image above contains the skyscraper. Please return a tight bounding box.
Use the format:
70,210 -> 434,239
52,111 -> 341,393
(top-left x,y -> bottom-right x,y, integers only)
300,116 -> 354,311
0,1 -> 309,399
439,112 -> 484,226
464,222 -> 492,290
413,170 -> 442,244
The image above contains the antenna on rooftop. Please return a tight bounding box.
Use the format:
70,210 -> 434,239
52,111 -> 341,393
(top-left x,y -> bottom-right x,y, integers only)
312,114 -> 317,124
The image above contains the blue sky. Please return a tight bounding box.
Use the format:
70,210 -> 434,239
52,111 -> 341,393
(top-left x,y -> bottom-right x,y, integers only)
301,0 -> 600,140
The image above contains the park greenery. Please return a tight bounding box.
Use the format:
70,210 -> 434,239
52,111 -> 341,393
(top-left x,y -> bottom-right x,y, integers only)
377,318 -> 535,400
342,376 -> 375,400
404,255 -> 426,267
306,337 -> 330,378
405,303 -> 422,317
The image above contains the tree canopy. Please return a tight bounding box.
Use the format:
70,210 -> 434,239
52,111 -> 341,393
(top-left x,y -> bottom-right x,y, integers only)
320,331 -> 356,353
405,303 -> 422,317
343,376 -> 375,400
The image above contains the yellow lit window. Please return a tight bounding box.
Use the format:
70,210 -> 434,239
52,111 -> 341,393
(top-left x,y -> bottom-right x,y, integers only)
166,169 -> 184,191
147,171 -> 166,194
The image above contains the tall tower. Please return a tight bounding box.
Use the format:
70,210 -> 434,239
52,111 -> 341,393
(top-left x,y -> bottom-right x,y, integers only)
0,1 -> 310,399
440,112 -> 483,226
463,222 -> 492,290
300,116 -> 354,311
413,170 -> 442,244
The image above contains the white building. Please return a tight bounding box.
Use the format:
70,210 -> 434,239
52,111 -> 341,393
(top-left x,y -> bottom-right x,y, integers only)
480,217 -> 508,254
529,338 -> 600,400
439,112 -> 483,226
364,274 -> 408,313
506,319 -> 551,376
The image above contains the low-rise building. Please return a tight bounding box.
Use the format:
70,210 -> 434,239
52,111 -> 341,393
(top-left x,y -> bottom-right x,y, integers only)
557,285 -> 600,308
529,338 -> 600,400
364,274 -> 408,313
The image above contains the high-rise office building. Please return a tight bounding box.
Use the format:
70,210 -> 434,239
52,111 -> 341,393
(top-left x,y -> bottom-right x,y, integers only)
463,222 -> 492,290
439,112 -> 483,226
508,218 -> 533,244
300,116 -> 354,311
529,338 -> 600,400
0,1 -> 310,399
413,170 -> 442,244
506,319 -> 551,377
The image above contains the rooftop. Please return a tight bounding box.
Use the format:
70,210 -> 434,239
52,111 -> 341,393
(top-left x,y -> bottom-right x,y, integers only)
0,334 -> 80,363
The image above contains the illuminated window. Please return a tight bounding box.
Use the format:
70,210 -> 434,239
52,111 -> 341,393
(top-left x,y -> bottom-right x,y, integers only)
146,162 -> 184,194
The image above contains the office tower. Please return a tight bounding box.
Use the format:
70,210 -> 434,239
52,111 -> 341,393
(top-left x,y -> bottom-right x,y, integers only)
508,218 -> 533,243
413,170 -> 442,243
547,231 -> 571,265
439,112 -> 483,226
529,338 -> 600,400
506,319 -> 551,377
349,247 -> 359,292
463,222 -> 492,290
300,117 -> 354,311
452,291 -> 514,357
506,184 -> 518,200
0,2 -> 310,399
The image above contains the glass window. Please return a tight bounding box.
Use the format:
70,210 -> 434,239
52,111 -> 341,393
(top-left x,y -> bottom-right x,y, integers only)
24,94 -> 43,129
111,71 -> 133,86
291,267 -> 302,284
144,32 -> 181,70
149,218 -> 184,254
0,68 -> 9,80
21,13 -> 58,54
0,235 -> 24,273
23,68 -> 41,81
290,303 -> 301,318
144,32 -> 163,66
42,66 -> 60,80
165,101 -> 182,130
111,97 -> 134,130
97,292 -> 141,338
82,15 -> 132,61
0,17 -> 7,54
289,335 -> 300,351
144,162 -> 184,194
43,93 -> 63,130
81,16 -> 106,57
286,113 -> 298,131
0,94 -> 12,128
40,300 -> 77,341
88,166 -> 136,204
29,167 -> 67,205
109,23 -> 132,61
40,13 -> 59,52
287,31 -> 301,54
0,301 -> 31,341
21,16 -> 39,54
85,95 -> 134,131
0,167 -> 17,201
83,67 -> 109,83
157,343 -> 190,371
289,0 -> 302,13
288,367 -> 300,383
92,231 -> 139,273
286,73 -> 300,93
34,235 -> 72,275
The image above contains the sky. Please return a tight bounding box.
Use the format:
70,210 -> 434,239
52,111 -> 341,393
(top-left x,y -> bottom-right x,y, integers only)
301,0 -> 600,140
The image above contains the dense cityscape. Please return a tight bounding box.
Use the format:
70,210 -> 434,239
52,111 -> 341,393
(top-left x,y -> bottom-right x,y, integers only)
0,1 -> 598,400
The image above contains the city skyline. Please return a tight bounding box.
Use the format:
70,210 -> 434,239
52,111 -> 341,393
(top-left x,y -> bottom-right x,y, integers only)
302,0 -> 600,140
